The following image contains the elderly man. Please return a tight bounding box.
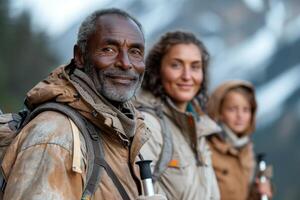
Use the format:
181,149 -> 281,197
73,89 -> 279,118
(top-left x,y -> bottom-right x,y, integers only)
1,8 -> 165,200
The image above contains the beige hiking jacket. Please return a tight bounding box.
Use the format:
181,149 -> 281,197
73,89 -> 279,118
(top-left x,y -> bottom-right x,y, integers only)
1,63 -> 153,200
134,90 -> 221,200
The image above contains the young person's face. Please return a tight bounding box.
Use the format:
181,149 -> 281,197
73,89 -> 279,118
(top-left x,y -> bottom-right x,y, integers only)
220,91 -> 252,136
160,43 -> 203,111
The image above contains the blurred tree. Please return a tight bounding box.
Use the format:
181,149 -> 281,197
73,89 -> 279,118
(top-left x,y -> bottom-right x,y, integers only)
0,0 -> 59,112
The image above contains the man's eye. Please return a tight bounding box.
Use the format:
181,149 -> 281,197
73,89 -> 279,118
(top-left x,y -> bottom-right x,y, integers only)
129,48 -> 143,60
101,47 -> 116,54
129,48 -> 142,56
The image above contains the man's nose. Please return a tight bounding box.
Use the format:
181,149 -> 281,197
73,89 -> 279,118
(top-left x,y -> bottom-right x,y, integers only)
116,50 -> 132,70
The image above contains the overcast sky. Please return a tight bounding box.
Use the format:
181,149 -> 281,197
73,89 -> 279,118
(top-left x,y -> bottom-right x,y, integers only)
10,0 -> 112,36
9,0 -> 268,36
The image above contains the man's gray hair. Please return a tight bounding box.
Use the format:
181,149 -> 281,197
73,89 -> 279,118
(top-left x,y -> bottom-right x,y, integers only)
77,8 -> 144,56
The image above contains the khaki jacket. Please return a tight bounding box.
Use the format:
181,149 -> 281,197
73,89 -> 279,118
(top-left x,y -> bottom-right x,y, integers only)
207,80 -> 257,200
208,135 -> 255,200
1,63 -> 152,200
135,90 -> 221,200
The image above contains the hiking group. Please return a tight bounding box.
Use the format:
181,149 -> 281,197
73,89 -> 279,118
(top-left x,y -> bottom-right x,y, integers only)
0,8 -> 273,200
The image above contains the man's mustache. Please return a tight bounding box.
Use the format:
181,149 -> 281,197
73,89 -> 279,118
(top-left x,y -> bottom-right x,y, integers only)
102,68 -> 140,80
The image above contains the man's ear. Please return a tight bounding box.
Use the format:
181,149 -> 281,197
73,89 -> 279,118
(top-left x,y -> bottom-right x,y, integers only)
73,45 -> 85,69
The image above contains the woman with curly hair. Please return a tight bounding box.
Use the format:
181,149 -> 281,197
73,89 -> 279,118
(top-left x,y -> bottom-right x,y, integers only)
134,31 -> 220,200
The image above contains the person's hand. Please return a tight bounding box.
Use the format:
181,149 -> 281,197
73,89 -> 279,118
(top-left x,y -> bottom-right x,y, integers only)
136,194 -> 167,200
255,178 -> 273,198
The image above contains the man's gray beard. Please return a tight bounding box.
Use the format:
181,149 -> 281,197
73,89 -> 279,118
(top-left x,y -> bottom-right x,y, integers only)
86,63 -> 143,103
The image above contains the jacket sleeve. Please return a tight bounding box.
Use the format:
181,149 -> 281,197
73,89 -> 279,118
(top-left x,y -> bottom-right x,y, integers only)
139,112 -> 163,168
139,112 -> 168,197
2,111 -> 85,200
3,144 -> 83,200
201,139 -> 220,200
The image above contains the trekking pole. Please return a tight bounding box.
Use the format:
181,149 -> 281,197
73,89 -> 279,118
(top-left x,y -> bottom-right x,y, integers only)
257,153 -> 269,200
136,160 -> 154,196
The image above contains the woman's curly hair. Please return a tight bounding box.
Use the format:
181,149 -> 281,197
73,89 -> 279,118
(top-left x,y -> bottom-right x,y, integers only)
142,31 -> 210,109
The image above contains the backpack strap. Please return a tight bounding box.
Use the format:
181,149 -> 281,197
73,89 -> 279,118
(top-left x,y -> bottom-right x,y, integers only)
25,102 -> 130,200
68,119 -> 82,173
137,105 -> 173,182
23,102 -> 102,199
80,116 -> 130,200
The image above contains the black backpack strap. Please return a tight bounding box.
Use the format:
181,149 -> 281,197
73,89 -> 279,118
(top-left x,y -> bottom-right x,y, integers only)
26,102 -> 130,200
137,105 -> 173,182
83,121 -> 131,200
97,158 -> 131,200
23,102 -> 102,199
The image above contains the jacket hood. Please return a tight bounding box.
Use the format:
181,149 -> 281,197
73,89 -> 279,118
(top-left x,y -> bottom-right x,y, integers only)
26,63 -> 96,119
26,64 -> 77,108
207,80 -> 257,134
25,61 -> 148,144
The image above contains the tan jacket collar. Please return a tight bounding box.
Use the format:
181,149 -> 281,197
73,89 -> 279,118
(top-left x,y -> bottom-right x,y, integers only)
26,63 -> 149,146
210,132 -> 252,156
164,98 -> 221,138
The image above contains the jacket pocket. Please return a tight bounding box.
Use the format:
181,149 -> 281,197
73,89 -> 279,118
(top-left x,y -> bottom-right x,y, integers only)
165,151 -> 189,175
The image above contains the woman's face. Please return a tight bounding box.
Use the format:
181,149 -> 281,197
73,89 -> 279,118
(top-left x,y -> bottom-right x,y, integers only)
220,91 -> 252,136
160,43 -> 203,111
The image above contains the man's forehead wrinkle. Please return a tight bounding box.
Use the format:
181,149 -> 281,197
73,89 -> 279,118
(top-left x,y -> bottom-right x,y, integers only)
100,38 -> 145,51
107,30 -> 141,36
96,16 -> 144,41
99,26 -> 144,41
96,25 -> 144,45
101,32 -> 144,42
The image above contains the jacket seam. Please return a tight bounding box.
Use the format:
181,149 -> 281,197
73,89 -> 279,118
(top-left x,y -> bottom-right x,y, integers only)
20,142 -> 72,154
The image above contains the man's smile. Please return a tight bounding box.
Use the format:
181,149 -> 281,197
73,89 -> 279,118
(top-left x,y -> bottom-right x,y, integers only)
106,75 -> 137,85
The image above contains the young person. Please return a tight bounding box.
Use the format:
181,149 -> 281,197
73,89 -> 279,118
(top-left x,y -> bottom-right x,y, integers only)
207,80 -> 273,200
